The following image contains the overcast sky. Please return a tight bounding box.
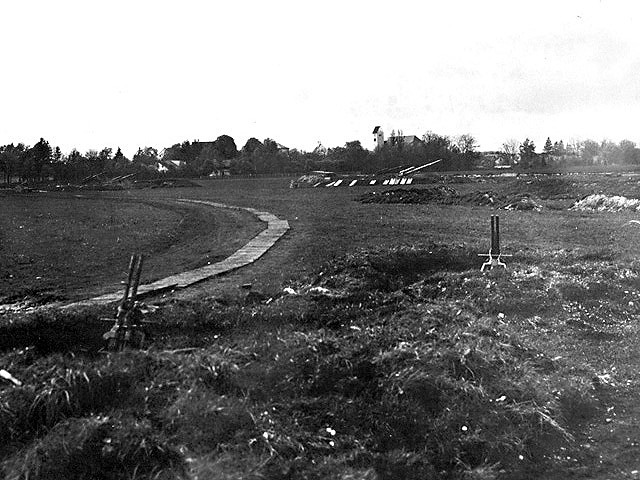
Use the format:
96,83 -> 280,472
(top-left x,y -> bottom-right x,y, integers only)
1,0 -> 638,156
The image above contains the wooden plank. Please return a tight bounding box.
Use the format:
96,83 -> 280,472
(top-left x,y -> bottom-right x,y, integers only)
62,199 -> 289,309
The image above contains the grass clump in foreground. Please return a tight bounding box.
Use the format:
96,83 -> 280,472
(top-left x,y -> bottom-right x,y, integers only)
0,244 -> 611,479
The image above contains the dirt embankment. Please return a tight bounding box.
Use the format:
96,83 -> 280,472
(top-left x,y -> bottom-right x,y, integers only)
357,177 -> 625,211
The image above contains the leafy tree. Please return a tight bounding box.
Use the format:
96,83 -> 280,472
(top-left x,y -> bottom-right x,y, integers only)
29,138 -> 52,181
453,134 -> 479,170
214,135 -> 238,160
553,140 -> 566,156
598,140 -> 620,165
519,138 -> 537,169
132,147 -> 159,167
65,149 -> 88,181
422,132 -> 453,161
580,140 -> 600,164
53,146 -> 62,163
619,140 -> 639,165
251,139 -> 288,174
162,140 -> 199,167
97,147 -> 113,173
325,140 -> 369,171
113,147 -> 129,171
241,137 -> 262,157
0,143 -> 27,185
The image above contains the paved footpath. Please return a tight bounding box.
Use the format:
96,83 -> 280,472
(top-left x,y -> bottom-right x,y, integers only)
64,199 -> 289,309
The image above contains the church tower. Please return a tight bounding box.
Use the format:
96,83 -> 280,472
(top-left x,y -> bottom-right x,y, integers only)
372,126 -> 384,150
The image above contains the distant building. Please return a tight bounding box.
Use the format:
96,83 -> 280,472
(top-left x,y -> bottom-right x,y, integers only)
372,126 -> 385,150
386,134 -> 422,147
373,126 -> 423,150
155,159 -> 185,173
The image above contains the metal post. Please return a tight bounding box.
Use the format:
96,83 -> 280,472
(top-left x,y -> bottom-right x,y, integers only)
480,215 -> 509,271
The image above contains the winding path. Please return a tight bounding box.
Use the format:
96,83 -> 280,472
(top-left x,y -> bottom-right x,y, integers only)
65,199 -> 289,308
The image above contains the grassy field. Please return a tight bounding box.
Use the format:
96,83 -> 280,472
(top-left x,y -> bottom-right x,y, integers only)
0,191 -> 263,304
3,175 -> 640,479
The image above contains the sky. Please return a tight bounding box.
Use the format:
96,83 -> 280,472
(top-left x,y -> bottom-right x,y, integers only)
1,0 -> 638,157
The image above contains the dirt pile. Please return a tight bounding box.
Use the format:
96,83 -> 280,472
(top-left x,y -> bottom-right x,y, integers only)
503,195 -> 543,211
459,190 -> 502,205
291,173 -> 331,188
507,177 -> 588,200
359,186 -> 459,204
360,186 -> 543,210
570,194 -> 640,212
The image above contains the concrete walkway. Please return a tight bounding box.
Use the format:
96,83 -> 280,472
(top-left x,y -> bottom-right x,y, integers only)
65,199 -> 289,308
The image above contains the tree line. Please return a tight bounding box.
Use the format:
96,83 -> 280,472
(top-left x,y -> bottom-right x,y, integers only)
505,137 -> 640,169
2,133 -> 639,185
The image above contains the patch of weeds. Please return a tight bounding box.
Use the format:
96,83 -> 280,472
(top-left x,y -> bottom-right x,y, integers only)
2,414 -> 185,480
306,244 -> 479,297
555,380 -> 600,428
557,248 -> 619,264
0,307 -> 108,353
161,387 -> 254,453
0,350 -> 208,454
0,363 -> 133,451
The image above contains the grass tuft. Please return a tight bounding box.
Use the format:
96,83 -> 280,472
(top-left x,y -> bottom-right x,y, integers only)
2,414 -> 185,480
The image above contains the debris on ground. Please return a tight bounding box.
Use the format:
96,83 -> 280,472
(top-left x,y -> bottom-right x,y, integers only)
503,195 -> 543,211
359,186 -> 459,204
0,369 -> 22,386
291,173 -> 334,188
570,194 -> 640,212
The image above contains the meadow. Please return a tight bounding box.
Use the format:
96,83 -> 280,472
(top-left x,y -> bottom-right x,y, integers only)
2,174 -> 640,479
0,191 -> 263,304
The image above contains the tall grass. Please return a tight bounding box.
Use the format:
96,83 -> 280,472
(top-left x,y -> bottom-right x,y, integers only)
1,242 -> 621,479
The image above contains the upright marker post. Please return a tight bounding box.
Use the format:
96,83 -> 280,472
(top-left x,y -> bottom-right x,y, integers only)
103,253 -> 146,351
479,215 -> 510,271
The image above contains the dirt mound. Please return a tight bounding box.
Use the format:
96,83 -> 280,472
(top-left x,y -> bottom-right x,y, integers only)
570,194 -> 640,212
503,195 -> 543,211
298,244 -> 480,300
508,177 -> 587,200
359,186 -> 459,204
359,186 -> 543,210
459,190 -> 504,206
291,173 -> 331,188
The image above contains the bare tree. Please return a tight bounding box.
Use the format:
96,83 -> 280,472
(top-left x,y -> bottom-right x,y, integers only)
502,139 -> 519,156
502,138 -> 519,165
454,134 -> 479,155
